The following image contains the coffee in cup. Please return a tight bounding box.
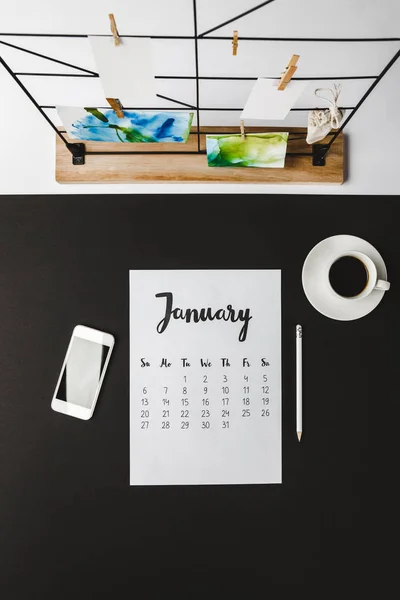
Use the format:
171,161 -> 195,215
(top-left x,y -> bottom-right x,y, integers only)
328,251 -> 390,300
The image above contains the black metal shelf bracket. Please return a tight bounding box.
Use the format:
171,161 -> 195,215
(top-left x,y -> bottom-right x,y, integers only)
312,144 -> 329,166
66,143 -> 86,165
0,0 -> 399,168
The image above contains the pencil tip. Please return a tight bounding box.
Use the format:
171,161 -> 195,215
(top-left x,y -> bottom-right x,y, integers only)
297,432 -> 302,442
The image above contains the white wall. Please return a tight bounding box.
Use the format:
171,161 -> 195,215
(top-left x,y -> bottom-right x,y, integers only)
0,0 -> 399,195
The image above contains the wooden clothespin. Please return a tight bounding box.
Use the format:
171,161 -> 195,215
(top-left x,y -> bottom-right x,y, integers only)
277,54 -> 300,91
106,16 -> 122,118
232,30 -> 239,55
240,120 -> 245,140
109,13 -> 121,47
106,98 -> 124,118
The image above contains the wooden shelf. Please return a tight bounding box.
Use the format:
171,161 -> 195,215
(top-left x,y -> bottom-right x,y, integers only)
56,127 -> 344,185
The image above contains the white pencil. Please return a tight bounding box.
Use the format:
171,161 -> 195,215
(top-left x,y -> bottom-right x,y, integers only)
296,325 -> 302,442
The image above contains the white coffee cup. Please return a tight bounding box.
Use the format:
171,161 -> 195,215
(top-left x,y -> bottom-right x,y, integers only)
327,250 -> 390,300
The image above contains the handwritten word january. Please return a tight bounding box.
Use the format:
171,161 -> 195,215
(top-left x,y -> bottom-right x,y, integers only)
155,292 -> 252,342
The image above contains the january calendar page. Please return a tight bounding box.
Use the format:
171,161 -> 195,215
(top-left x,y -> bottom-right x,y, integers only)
129,269 -> 281,485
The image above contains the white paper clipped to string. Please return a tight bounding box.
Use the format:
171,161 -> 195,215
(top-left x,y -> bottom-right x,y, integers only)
241,78 -> 308,121
89,36 -> 157,106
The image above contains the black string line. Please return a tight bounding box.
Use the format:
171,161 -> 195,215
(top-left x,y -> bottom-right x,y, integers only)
13,73 -> 378,81
198,0 -> 277,37
41,105 -> 355,112
0,39 -> 97,75
156,94 -> 197,109
1,33 -> 398,41
324,47 -> 400,155
202,36 -> 400,42
193,0 -> 201,152
58,129 -> 332,136
83,150 -> 312,156
0,54 -> 69,144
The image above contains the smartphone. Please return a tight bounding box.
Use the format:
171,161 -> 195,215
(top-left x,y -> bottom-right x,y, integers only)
51,325 -> 114,420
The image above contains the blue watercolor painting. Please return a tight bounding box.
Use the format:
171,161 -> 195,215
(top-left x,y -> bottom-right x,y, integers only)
57,107 -> 194,143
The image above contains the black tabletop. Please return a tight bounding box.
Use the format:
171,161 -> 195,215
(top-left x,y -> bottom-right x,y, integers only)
0,194 -> 398,592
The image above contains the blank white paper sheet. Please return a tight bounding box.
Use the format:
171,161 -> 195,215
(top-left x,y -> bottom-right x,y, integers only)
241,78 -> 308,121
88,36 -> 157,106
129,270 -> 282,486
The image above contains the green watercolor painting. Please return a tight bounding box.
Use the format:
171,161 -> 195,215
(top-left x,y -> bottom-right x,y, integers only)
206,132 -> 289,168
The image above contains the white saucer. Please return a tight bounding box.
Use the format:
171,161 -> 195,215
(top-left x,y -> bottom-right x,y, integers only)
302,235 -> 388,321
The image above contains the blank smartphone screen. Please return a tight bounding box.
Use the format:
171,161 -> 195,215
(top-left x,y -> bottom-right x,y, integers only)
56,337 -> 110,408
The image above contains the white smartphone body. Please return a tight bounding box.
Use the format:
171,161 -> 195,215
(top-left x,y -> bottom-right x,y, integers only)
51,325 -> 114,420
